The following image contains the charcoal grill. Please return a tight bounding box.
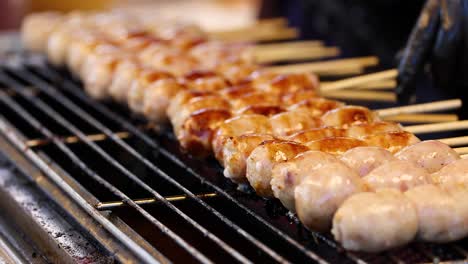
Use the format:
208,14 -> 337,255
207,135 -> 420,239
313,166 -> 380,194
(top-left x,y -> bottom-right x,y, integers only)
0,51 -> 467,263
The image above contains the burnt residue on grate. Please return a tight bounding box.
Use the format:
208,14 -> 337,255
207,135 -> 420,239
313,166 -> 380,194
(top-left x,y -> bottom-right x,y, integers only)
0,53 -> 467,263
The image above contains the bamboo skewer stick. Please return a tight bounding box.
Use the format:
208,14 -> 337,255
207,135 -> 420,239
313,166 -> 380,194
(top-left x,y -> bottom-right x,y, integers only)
354,79 -> 396,90
265,56 -> 379,74
210,27 -> 299,42
255,17 -> 288,28
254,46 -> 340,63
228,17 -> 287,33
317,67 -> 366,77
322,90 -> 396,102
454,147 -> 468,155
25,132 -> 131,147
376,99 -> 462,117
247,40 -> 338,63
437,136 -> 468,147
208,18 -> 287,37
320,69 -> 398,92
320,79 -> 396,90
253,40 -> 324,52
249,27 -> 299,42
96,193 -> 217,210
383,114 -> 459,124
404,120 -> 468,134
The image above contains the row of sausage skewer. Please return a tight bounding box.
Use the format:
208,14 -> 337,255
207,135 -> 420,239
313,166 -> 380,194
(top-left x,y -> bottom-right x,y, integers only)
21,11 -> 468,253
21,10 -> 317,87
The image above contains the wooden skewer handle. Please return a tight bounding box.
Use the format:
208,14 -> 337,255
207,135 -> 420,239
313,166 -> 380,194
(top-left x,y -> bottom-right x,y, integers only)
254,40 -> 324,51
355,80 -> 396,90
323,90 -> 395,102
405,120 -> 468,134
254,47 -> 340,64
320,69 -> 397,92
255,17 -> 288,28
382,114 -> 458,124
438,136 -> 468,147
454,147 -> 468,155
266,56 -> 378,74
209,19 -> 286,36
377,99 -> 462,117
317,67 -> 365,77
209,27 -> 298,42
321,79 -> 396,90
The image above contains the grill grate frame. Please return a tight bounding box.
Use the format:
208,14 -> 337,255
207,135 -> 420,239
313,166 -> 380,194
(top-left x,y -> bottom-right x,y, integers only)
0,53 -> 467,263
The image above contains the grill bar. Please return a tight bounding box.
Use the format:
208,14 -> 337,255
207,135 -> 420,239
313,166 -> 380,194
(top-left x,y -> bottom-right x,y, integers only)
25,131 -> 131,147
0,86 -> 215,264
96,193 -> 218,210
453,246 -> 468,258
0,99 -> 160,264
4,55 -> 465,263
0,69 -> 296,263
0,230 -> 27,264
29,62 -> 337,263
32,62 -> 344,263
24,70 -> 292,262
0,72 -> 253,263
3,62 -> 323,263
11,61 -> 336,263
0,51 -> 468,263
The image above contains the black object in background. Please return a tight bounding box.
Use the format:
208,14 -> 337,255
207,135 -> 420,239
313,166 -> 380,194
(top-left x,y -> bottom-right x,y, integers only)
259,0 -> 468,128
259,0 -> 424,67
259,1 -> 464,114
395,0 -> 468,121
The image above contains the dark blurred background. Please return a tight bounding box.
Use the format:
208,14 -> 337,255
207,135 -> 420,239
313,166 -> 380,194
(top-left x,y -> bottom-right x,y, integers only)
0,0 -> 450,110
259,0 -> 463,120
259,0 -> 426,68
1,0 -> 425,66
1,0 -> 463,133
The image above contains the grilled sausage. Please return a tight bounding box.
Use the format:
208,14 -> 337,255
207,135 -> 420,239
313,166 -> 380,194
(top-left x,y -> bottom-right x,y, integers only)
332,189 -> 418,252
340,147 -> 396,177
405,184 -> 468,242
246,140 -> 310,197
396,140 -> 460,173
221,133 -> 275,183
271,150 -> 339,211
295,161 -> 365,231
363,160 -> 433,192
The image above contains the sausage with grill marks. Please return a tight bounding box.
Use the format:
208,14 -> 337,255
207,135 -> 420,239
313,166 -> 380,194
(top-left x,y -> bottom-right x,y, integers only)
222,133 -> 276,183
362,131 -> 420,153
246,140 -> 310,197
271,150 -> 340,212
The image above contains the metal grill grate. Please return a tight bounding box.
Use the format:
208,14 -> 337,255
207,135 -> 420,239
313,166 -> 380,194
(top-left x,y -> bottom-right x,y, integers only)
0,53 -> 467,263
